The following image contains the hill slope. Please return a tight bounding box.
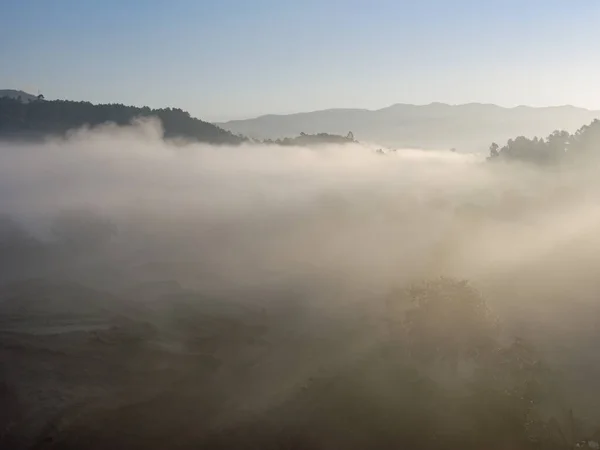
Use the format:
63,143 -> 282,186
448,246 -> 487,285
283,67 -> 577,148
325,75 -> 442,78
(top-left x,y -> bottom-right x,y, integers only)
0,90 -> 39,103
218,103 -> 600,152
0,96 -> 245,145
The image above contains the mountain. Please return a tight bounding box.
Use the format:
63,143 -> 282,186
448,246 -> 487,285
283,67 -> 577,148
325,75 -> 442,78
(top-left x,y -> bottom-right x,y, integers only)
0,89 -> 39,103
217,103 -> 600,152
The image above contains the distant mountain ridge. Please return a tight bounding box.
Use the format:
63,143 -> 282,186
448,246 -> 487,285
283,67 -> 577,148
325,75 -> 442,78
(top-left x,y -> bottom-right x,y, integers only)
217,102 -> 600,152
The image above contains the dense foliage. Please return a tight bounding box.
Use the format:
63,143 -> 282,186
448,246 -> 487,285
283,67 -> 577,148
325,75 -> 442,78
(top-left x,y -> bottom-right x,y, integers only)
488,119 -> 600,164
0,96 -> 245,145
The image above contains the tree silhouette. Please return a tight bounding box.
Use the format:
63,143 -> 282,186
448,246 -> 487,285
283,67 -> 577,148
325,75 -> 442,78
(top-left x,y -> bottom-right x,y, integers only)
488,119 -> 600,164
399,278 -> 498,368
489,142 -> 499,157
264,131 -> 357,146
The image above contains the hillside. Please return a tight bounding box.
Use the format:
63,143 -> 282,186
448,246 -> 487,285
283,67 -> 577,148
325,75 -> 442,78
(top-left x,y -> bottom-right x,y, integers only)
0,90 -> 39,103
218,103 -> 600,152
0,96 -> 245,145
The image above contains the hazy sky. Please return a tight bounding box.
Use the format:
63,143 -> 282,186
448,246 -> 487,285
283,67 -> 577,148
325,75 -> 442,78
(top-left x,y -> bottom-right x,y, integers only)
2,0 -> 600,121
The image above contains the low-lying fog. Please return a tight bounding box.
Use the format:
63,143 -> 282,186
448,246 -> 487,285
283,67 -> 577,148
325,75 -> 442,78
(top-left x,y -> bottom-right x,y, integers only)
2,118 -> 600,449
2,118 -> 600,297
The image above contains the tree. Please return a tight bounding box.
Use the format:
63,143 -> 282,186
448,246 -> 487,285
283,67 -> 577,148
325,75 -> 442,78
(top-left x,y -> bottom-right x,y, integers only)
390,278 -> 498,368
489,142 -> 499,158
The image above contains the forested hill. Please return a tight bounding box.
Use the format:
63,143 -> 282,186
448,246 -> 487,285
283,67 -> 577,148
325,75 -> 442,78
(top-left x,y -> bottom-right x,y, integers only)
0,96 -> 245,145
0,90 -> 39,103
487,118 -> 600,165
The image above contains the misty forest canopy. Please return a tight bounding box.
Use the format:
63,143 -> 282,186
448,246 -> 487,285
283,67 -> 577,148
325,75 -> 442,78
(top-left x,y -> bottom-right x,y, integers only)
0,95 -> 359,147
488,119 -> 600,165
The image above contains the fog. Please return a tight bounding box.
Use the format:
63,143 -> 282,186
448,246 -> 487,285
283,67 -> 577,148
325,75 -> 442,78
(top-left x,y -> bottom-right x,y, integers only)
3,118 -> 600,295
2,118 -> 600,448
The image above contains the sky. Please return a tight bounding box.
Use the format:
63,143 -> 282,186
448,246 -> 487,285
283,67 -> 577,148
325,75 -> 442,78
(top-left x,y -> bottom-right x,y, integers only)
1,0 -> 600,121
